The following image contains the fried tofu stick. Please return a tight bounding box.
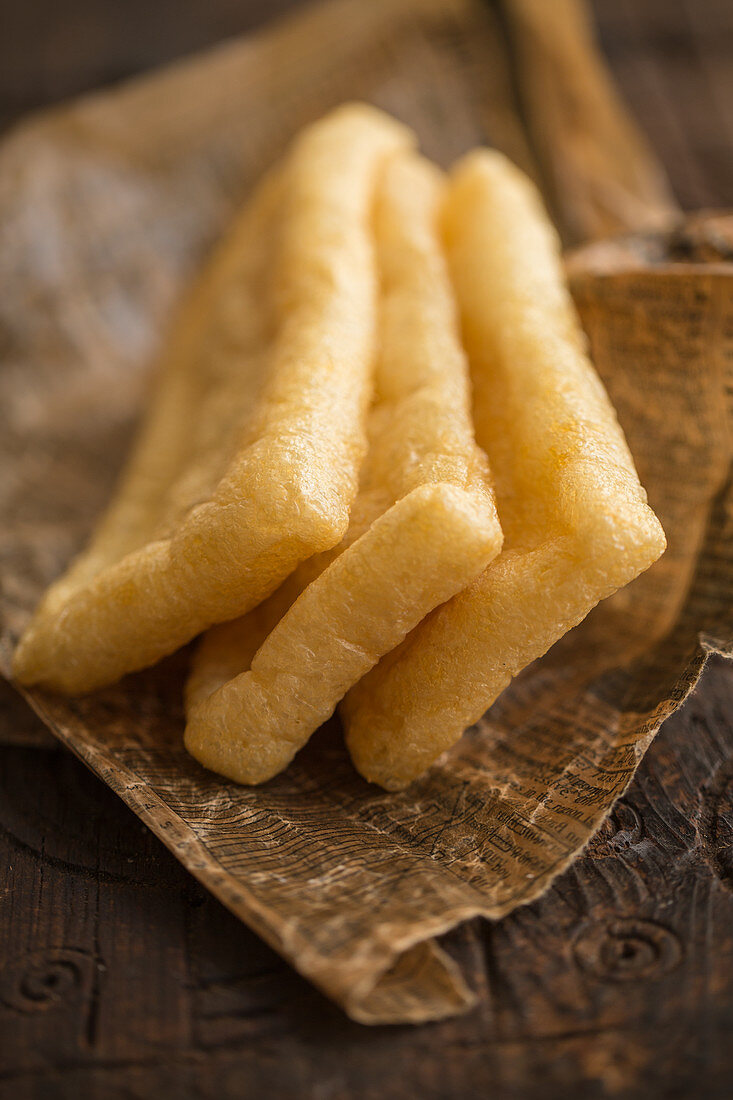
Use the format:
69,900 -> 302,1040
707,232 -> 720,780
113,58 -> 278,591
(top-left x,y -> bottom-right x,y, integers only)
184,153 -> 503,784
13,104 -> 411,693
343,150 -> 666,790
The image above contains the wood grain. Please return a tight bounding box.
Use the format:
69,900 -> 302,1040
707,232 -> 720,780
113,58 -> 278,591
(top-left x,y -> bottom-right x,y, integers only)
1,660 -> 730,1098
1,0 -> 732,1096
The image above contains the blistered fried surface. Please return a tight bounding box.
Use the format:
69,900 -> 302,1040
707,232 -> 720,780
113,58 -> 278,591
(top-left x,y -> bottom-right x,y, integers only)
343,150 -> 666,790
13,104 -> 412,693
184,154 -> 502,784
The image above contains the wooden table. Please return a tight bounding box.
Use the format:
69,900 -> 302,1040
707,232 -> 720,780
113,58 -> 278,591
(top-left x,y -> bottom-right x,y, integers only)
1,2 -> 732,1097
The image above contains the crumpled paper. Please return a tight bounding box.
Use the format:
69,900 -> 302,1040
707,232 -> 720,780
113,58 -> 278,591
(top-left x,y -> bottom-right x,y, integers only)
0,0 -> 730,1023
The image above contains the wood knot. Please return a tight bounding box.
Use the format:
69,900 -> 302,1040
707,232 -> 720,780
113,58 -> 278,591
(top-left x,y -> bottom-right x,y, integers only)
0,948 -> 95,1014
573,918 -> 682,982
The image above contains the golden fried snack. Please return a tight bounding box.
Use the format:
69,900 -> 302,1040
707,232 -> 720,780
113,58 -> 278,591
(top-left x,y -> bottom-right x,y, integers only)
13,104 -> 412,694
343,149 -> 667,790
184,153 -> 503,785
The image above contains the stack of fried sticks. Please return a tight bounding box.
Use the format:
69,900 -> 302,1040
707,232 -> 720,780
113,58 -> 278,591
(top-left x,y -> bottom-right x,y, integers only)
13,105 -> 666,790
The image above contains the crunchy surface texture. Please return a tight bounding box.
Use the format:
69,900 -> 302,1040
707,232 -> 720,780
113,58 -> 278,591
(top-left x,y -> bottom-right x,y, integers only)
343,150 -> 667,790
12,104 -> 412,694
185,154 -> 502,784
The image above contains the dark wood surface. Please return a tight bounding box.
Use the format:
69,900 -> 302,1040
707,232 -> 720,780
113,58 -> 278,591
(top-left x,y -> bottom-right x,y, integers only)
1,2 -> 732,1097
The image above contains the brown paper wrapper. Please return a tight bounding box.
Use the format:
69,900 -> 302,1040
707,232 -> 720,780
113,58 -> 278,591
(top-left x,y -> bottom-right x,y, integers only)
501,0 -> 677,243
0,0 -> 730,1023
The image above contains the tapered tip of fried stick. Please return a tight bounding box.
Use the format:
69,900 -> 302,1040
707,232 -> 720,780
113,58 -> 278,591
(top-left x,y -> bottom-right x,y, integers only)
184,482 -> 502,786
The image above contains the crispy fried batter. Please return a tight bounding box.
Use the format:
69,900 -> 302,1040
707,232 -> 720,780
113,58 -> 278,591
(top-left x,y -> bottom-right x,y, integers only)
343,150 -> 666,790
14,104 -> 411,693
184,153 -> 503,784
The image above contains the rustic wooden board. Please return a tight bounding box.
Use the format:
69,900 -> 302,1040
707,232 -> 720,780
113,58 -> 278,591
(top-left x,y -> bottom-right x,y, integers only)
1,0 -> 732,1096
1,659 -> 730,1098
